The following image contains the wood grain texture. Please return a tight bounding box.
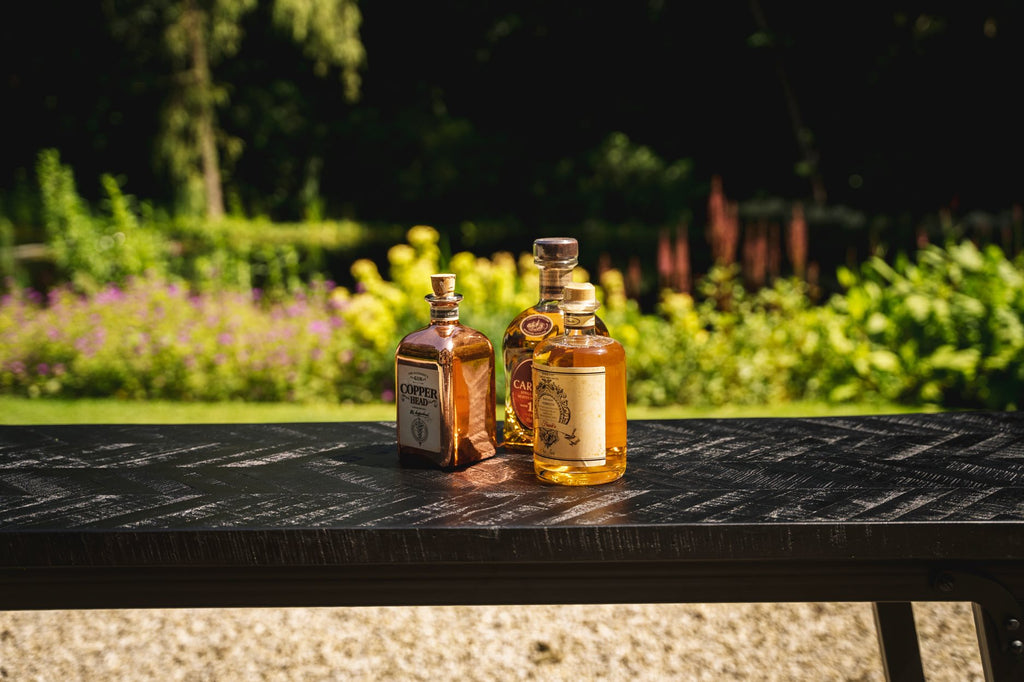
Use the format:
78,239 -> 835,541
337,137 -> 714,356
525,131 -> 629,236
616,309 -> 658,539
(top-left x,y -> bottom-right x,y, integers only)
1,413 -> 1023,568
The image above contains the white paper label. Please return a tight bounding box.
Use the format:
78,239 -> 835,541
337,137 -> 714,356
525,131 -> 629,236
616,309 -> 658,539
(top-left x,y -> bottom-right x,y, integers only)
532,364 -> 606,467
397,361 -> 441,453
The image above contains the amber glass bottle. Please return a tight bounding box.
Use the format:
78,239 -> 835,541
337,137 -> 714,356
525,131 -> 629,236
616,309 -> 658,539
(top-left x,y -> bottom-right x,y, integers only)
532,282 -> 626,485
395,273 -> 497,468
502,238 -> 607,451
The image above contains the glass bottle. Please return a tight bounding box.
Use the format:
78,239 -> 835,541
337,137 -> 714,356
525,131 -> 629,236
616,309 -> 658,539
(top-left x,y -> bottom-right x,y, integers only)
502,238 -> 608,451
395,273 -> 497,468
532,282 -> 626,485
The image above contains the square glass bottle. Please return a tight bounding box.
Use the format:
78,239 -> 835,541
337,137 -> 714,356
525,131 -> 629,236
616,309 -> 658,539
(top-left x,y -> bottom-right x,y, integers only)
395,273 -> 497,468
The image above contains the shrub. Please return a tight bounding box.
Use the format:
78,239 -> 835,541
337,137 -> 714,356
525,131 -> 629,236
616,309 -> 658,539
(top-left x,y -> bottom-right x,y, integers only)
0,277 -> 365,403
615,266 -> 838,407
823,241 -> 1024,409
36,150 -> 168,290
1,227 -> 1022,411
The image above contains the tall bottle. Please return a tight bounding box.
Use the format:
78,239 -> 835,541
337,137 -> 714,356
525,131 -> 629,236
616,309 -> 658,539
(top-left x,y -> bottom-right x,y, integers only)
395,273 -> 497,468
502,238 -> 607,451
532,282 -> 626,485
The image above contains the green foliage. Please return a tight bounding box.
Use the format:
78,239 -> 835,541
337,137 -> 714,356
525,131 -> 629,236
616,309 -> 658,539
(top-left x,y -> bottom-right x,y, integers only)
106,0 -> 366,217
166,214 -> 391,293
272,0 -> 365,100
824,241 -> 1024,409
22,149 -> 406,297
0,278 -> 364,403
0,218 -> 16,284
1,224 -> 1022,411
36,150 -> 169,291
577,132 -> 695,224
611,266 -> 838,407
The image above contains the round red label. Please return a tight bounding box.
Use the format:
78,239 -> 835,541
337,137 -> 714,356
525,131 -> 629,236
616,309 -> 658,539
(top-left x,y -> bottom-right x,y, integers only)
520,314 -> 554,338
510,358 -> 535,429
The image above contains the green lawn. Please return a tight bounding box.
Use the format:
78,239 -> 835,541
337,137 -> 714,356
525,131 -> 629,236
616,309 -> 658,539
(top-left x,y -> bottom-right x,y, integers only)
0,396 -> 934,425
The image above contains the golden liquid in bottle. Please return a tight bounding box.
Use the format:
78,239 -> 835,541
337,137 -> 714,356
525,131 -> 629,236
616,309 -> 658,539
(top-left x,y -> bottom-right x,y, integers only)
504,306 -> 609,451
533,333 -> 626,485
502,305 -> 561,451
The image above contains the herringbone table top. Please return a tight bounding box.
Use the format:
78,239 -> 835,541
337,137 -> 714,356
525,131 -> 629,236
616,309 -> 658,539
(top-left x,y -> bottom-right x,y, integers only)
2,412 -> 1023,567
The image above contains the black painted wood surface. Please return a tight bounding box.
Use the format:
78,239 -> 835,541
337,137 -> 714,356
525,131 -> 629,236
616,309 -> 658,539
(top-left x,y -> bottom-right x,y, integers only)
2,412 -> 1023,569
5,412 -> 1024,680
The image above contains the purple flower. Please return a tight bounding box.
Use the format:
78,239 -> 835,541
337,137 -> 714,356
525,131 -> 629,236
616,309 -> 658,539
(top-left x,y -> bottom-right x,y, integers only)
95,286 -> 124,305
381,389 -> 395,402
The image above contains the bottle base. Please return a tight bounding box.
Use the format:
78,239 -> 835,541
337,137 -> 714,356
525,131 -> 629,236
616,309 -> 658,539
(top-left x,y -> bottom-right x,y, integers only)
503,439 -> 533,452
534,459 -> 626,486
535,467 -> 625,485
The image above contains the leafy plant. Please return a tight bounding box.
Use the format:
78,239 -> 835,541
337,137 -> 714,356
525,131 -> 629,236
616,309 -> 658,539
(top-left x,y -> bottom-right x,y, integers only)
825,241 -> 1024,409
1,226 -> 1022,411
36,150 -> 168,291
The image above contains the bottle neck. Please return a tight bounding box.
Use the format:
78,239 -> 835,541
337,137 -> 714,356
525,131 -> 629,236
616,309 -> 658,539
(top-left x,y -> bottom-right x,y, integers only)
537,265 -> 574,302
564,311 -> 597,334
427,294 -> 461,324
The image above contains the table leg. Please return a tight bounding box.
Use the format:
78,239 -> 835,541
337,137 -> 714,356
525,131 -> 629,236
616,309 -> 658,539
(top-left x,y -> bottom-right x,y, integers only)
972,602 -> 1024,682
873,602 -> 925,682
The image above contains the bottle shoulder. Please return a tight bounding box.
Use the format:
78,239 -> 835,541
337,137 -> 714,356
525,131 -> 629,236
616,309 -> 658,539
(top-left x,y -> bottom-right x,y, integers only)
452,321 -> 492,344
503,307 -> 609,342
398,322 -> 493,351
534,332 -> 625,357
504,305 -> 558,332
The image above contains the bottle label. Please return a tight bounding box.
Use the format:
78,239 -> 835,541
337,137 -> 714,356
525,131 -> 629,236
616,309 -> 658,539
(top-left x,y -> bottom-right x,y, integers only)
509,358 -> 535,429
396,361 -> 441,453
532,364 -> 606,467
519,314 -> 554,338
564,313 -> 596,328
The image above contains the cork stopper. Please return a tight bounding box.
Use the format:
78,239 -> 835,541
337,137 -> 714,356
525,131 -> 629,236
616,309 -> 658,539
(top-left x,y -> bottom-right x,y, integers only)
563,282 -> 595,303
430,273 -> 456,297
561,282 -> 598,314
534,238 -> 578,267
426,273 -> 461,321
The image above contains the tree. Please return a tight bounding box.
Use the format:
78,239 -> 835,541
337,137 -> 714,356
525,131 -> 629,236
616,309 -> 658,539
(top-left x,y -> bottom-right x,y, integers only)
108,0 -> 365,219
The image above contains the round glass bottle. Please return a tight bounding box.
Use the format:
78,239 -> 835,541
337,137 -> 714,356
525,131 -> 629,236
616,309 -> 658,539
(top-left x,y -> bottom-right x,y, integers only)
502,238 -> 607,451
531,282 -> 626,485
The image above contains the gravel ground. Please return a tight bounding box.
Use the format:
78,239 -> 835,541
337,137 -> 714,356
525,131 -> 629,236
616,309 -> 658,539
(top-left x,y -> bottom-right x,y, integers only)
0,602 -> 984,681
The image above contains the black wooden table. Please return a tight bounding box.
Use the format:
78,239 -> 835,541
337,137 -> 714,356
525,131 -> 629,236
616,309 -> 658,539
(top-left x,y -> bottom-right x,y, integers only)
2,413 -> 1023,680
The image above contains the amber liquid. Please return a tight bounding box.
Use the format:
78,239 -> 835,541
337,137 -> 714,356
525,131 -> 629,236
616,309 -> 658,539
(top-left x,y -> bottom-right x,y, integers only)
532,332 -> 627,485
396,321 -> 497,468
503,300 -> 608,451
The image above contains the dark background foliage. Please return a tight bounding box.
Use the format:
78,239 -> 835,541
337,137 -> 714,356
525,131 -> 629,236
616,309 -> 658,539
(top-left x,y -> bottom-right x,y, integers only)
4,2 -> 1023,259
